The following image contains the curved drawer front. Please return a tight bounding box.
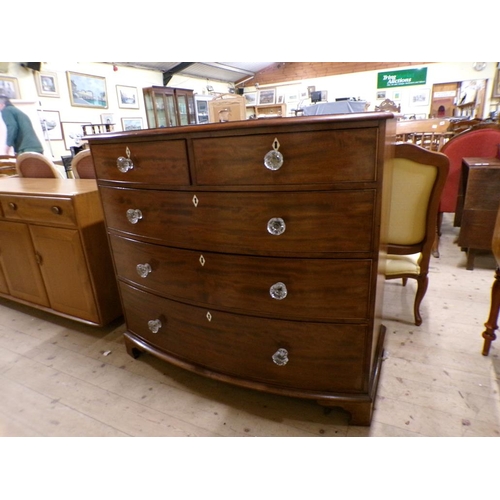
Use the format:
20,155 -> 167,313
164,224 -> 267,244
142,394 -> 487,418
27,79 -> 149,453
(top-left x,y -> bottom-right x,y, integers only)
100,187 -> 375,255
110,234 -> 372,321
192,128 -> 378,185
0,195 -> 76,227
120,282 -> 367,392
91,140 -> 190,185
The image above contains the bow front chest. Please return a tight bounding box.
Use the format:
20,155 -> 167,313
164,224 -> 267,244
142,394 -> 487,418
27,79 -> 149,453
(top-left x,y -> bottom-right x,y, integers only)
88,113 -> 394,425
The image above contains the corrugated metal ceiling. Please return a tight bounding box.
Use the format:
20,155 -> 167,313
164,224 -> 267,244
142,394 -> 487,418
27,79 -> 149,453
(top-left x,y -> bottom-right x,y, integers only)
112,62 -> 273,83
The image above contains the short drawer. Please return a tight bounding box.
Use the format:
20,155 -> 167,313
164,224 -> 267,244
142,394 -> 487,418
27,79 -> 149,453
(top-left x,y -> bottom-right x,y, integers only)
99,187 -> 375,255
0,195 -> 76,227
110,234 -> 372,321
90,140 -> 190,185
192,128 -> 378,185
120,282 -> 368,392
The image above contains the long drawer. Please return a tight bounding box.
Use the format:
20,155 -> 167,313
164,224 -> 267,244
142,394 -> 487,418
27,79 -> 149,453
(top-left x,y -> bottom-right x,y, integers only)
110,234 -> 372,321
0,195 -> 77,227
120,282 -> 368,392
192,128 -> 379,185
100,187 -> 375,255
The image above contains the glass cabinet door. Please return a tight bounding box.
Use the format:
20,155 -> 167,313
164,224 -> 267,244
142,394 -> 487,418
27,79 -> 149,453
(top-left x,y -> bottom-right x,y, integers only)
166,95 -> 178,127
154,93 -> 167,128
144,93 -> 156,128
177,95 -> 189,125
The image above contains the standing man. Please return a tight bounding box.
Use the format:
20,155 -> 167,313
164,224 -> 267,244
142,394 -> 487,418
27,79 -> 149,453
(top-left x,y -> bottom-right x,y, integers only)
0,95 -> 43,154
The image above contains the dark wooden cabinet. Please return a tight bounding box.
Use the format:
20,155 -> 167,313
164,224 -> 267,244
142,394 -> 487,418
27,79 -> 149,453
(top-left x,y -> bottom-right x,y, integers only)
143,86 -> 196,128
88,113 -> 395,425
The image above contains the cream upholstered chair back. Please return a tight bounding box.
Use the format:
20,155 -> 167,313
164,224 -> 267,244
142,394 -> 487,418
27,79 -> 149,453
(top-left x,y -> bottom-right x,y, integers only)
387,157 -> 438,246
386,143 -> 449,326
71,150 -> 96,179
16,152 -> 65,179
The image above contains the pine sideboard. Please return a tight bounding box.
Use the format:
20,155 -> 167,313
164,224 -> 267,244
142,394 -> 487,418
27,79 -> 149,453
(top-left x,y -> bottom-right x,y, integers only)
88,113 -> 395,425
0,178 -> 122,326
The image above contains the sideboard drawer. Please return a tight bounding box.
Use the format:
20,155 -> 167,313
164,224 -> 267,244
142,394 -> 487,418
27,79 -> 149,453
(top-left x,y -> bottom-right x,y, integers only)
91,140 -> 190,185
120,282 -> 367,392
100,187 -> 375,255
0,195 -> 76,227
110,234 -> 372,320
192,128 -> 378,185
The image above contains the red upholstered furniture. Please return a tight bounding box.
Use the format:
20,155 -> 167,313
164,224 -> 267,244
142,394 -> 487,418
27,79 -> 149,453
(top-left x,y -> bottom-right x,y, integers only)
435,125 -> 500,255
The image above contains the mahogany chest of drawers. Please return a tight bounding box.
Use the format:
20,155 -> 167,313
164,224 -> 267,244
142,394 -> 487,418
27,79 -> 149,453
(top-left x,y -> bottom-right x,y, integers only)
88,113 -> 395,425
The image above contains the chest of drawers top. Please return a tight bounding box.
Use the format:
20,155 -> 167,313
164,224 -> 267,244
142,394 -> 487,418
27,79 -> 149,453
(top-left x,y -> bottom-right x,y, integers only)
88,113 -> 394,189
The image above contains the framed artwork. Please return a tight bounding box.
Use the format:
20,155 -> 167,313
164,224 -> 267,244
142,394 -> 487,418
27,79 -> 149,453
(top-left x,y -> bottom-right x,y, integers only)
258,89 -> 276,105
277,94 -> 285,104
61,121 -> 91,150
39,110 -> 63,140
121,117 -> 143,131
286,89 -> 299,102
35,71 -> 59,97
492,68 -> 500,98
244,92 -> 257,106
67,71 -> 108,108
0,76 -> 20,99
392,90 -> 401,101
376,90 -> 386,100
409,87 -> 430,106
116,85 -> 139,109
101,113 -> 115,125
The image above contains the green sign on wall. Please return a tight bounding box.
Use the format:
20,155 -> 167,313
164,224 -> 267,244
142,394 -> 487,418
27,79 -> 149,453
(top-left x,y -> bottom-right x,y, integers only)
377,68 -> 427,89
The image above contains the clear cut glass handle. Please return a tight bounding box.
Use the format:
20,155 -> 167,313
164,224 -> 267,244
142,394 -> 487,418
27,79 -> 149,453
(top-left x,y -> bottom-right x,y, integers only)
264,138 -> 284,171
270,282 -> 288,300
272,348 -> 289,366
126,208 -> 143,224
148,319 -> 162,333
267,217 -> 286,235
117,146 -> 134,172
136,263 -> 152,278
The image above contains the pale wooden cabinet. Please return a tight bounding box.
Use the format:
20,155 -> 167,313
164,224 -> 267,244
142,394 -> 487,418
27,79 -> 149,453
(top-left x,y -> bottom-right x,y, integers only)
88,113 -> 394,425
0,178 -> 122,326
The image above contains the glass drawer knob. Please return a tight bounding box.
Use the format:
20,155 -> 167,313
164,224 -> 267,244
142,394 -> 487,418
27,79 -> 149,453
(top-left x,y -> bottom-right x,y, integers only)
272,348 -> 289,366
126,208 -> 143,224
148,319 -> 162,333
267,217 -> 286,236
136,263 -> 152,278
117,146 -> 134,172
264,138 -> 284,171
270,282 -> 288,300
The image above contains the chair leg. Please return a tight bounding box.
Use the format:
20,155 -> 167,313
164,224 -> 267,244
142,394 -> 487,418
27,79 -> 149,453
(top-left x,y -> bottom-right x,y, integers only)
402,278 -> 408,286
413,274 -> 429,326
432,212 -> 443,258
482,267 -> 500,356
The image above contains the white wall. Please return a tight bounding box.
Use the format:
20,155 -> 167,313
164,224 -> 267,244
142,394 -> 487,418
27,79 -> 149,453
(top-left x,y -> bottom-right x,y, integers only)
244,62 -> 500,118
2,61 -> 499,161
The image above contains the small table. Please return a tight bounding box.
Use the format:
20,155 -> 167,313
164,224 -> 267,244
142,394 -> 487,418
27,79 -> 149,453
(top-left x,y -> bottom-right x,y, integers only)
456,157 -> 500,270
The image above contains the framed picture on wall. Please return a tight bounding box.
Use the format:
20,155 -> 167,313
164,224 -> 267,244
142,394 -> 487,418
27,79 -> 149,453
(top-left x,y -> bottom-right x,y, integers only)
35,71 -> 59,97
409,88 -> 430,106
244,92 -> 257,106
493,68 -> 500,98
116,85 -> 139,109
61,121 -> 91,150
121,117 -> 143,131
258,89 -> 276,105
101,113 -> 115,125
39,110 -> 63,140
0,76 -> 20,99
67,72 -> 108,108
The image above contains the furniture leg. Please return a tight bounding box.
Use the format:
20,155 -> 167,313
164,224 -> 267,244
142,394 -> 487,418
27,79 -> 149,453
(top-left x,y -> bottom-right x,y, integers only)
482,267 -> 500,356
414,275 -> 428,326
466,248 -> 476,270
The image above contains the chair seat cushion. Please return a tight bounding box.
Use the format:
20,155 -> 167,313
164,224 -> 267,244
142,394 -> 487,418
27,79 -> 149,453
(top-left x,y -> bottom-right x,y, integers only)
386,253 -> 422,276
